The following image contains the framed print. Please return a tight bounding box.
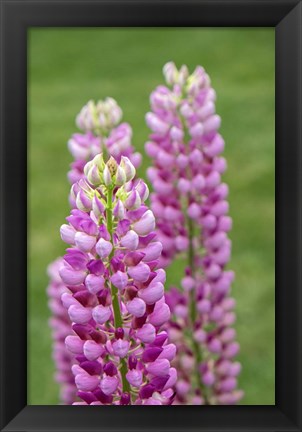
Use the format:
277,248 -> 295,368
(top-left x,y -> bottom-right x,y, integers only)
0,0 -> 301,431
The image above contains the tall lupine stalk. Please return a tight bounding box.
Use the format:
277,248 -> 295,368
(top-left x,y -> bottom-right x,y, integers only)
47,98 -> 142,404
145,62 -> 243,405
59,154 -> 177,405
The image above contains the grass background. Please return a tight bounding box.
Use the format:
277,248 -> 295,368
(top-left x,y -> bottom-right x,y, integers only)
28,28 -> 275,405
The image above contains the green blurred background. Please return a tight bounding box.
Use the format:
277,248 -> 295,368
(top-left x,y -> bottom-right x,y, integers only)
28,28 -> 275,405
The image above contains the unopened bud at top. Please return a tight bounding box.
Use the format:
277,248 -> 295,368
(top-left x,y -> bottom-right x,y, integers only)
186,66 -> 211,95
163,62 -> 189,87
103,157 -> 118,187
76,100 -> 97,131
83,153 -> 136,189
163,62 -> 178,86
106,156 -> 118,177
76,98 -> 123,133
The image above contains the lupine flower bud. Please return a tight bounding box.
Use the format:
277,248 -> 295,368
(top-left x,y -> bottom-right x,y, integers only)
149,303 -> 171,326
87,164 -> 102,186
125,190 -> 141,210
75,373 -> 100,392
76,189 -> 92,212
115,165 -> 126,186
68,304 -> 92,324
85,274 -> 105,295
103,164 -> 113,186
112,339 -> 130,358
92,196 -> 105,218
60,224 -> 76,244
139,241 -> 162,262
120,392 -> 131,405
202,370 -> 215,387
126,298 -> 146,317
126,369 -> 143,387
139,282 -> 164,304
132,210 -> 155,236
128,262 -> 150,283
120,230 -> 139,251
135,179 -> 149,201
120,156 -> 136,182
136,323 -> 156,343
68,132 -> 100,161
158,344 -> 177,361
74,232 -> 96,252
100,376 -> 119,395
110,271 -> 128,291
65,335 -> 84,354
59,266 -> 86,286
146,113 -> 169,135
163,61 -> 178,85
146,62 -> 242,405
147,359 -> 170,377
83,340 -> 105,361
96,238 -> 113,259
103,362 -> 118,377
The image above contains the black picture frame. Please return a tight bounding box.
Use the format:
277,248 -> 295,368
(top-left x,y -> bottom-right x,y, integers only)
0,0 -> 301,431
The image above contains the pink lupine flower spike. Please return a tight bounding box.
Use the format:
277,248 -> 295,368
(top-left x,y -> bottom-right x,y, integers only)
145,62 -> 243,405
60,154 -> 177,405
47,98 -> 142,404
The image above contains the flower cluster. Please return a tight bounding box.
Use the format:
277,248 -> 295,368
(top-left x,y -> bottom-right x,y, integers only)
59,155 -> 177,405
47,258 -> 77,404
68,98 -> 141,185
145,62 -> 243,404
47,98 -> 142,404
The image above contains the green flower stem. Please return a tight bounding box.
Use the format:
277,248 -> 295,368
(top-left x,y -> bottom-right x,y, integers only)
179,101 -> 207,399
106,186 -> 131,396
177,96 -> 210,403
187,212 -> 209,404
